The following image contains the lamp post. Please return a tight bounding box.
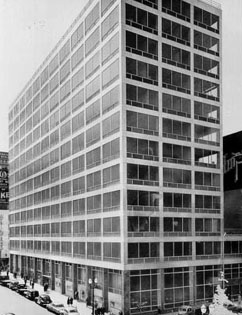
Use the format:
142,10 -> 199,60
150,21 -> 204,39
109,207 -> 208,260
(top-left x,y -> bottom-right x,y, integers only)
89,277 -> 97,315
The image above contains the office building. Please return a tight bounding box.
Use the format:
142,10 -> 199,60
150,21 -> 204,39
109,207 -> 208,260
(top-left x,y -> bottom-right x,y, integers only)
8,0 -> 225,313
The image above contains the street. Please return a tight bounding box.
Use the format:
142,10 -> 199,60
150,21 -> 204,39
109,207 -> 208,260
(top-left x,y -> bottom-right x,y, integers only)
0,284 -> 49,315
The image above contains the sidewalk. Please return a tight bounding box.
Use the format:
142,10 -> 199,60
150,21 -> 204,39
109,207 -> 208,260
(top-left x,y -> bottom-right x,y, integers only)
9,273 -> 93,315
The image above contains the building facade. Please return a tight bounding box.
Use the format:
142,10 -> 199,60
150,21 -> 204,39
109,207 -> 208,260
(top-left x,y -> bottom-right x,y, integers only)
8,0 -> 225,313
223,131 -> 242,300
0,152 -> 9,267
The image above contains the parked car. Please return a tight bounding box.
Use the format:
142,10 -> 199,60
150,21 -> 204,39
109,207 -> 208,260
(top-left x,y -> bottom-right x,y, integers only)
8,280 -> 19,290
178,305 -> 194,315
24,289 -> 39,300
46,302 -> 65,314
59,306 -> 80,315
227,304 -> 242,313
35,294 -> 52,307
0,275 -> 9,281
14,283 -> 27,292
17,287 -> 28,296
0,279 -> 12,287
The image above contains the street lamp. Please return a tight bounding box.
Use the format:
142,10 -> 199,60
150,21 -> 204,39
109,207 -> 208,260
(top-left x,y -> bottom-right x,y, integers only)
89,277 -> 98,315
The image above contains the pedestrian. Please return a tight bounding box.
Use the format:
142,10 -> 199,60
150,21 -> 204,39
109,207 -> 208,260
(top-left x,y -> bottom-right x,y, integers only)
67,296 -> 70,306
74,290 -> 79,301
31,278 -> 34,289
70,296 -> 73,305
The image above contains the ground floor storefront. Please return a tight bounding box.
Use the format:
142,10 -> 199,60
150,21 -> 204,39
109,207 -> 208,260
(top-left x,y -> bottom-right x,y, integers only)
10,254 -> 242,315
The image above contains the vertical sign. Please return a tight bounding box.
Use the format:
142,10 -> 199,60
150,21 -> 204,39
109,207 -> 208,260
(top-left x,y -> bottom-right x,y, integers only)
0,152 -> 8,210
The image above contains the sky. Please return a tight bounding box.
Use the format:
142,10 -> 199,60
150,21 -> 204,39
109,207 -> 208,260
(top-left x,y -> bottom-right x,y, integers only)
0,0 -> 242,152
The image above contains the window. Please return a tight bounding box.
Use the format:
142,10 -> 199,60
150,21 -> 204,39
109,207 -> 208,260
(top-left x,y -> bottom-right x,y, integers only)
86,147 -> 101,169
127,111 -> 159,136
194,31 -> 219,56
126,4 -> 158,35
128,216 -> 159,234
128,242 -> 159,259
41,102 -> 49,120
85,3 -> 99,35
61,201 -> 72,217
102,85 -> 119,114
72,155 -> 85,174
50,109 -> 59,129
126,31 -> 158,60
72,67 -> 84,91
61,241 -> 72,255
73,221 -> 85,236
61,161 -> 72,179
101,0 -> 117,15
59,40 -> 70,64
195,218 -> 220,234
163,143 -> 191,164
194,101 -> 220,124
164,192 -> 191,211
162,18 -> 190,45
164,242 -> 192,258
127,137 -> 158,161
49,54 -> 59,76
127,84 -> 158,111
162,43 -> 190,70
194,54 -> 219,79
102,59 -> 119,89
87,171 -> 101,191
102,112 -> 120,138
60,101 -> 71,122
87,218 -> 101,235
60,60 -> 70,83
103,164 -> 120,187
164,267 -> 191,310
72,89 -> 84,113
86,100 -> 100,124
50,130 -> 59,147
60,80 -> 71,102
194,78 -> 220,101
73,198 -> 85,215
195,148 -> 220,168
61,141 -> 71,160
86,123 -> 100,147
195,171 -> 220,191
85,27 -> 100,56
162,68 -> 190,93
87,195 -> 101,213
73,242 -> 85,257
87,242 -> 101,259
195,125 -> 220,146
103,138 -> 119,163
61,181 -> 72,197
196,242 -> 221,257
195,195 -> 220,213
127,164 -> 159,186
103,217 -> 120,236
103,243 -> 121,261
73,176 -> 85,195
86,51 -> 100,79
101,6 -> 119,40
163,118 -> 191,141
194,6 -> 219,33
127,190 -> 159,210
162,93 -> 191,117
103,190 -> 120,211
71,45 -> 84,70
33,93 -> 40,111
162,0 -> 190,21
72,133 -> 85,154
126,58 -> 158,85
86,75 -> 100,102
71,23 -> 83,50
102,32 -> 119,65
163,168 -> 191,188
164,217 -> 191,234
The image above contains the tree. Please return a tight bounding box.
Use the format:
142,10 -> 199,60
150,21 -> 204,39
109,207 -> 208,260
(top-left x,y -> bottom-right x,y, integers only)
211,272 -> 235,315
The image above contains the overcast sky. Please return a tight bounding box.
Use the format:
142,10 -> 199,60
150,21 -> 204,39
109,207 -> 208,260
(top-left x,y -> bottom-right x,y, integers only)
0,0 -> 241,152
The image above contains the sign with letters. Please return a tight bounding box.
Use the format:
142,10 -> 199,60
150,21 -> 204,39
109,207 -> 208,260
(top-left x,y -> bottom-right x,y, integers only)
0,152 -> 8,208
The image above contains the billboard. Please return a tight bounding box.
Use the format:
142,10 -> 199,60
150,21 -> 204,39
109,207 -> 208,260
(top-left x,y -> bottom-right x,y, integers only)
0,152 -> 8,209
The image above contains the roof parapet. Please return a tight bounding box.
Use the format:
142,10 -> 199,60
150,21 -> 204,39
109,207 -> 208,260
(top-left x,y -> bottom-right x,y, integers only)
199,0 -> 221,9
